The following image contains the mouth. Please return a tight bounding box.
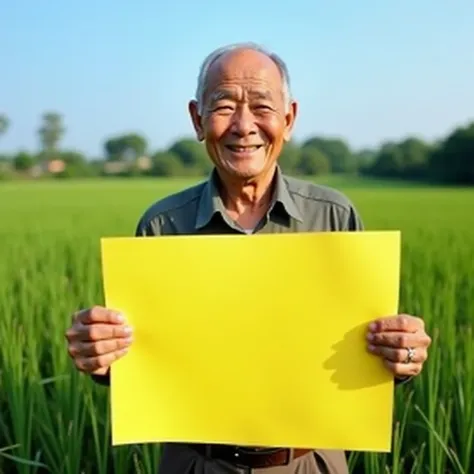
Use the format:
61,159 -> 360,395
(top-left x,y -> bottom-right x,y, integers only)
225,145 -> 263,153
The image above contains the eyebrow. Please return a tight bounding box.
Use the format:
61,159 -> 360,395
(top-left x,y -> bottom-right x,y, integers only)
208,89 -> 274,103
208,90 -> 234,102
250,90 -> 274,101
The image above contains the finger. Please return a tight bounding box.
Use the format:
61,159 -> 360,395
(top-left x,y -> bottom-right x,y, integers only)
369,314 -> 424,333
75,306 -> 125,325
75,349 -> 128,373
66,323 -> 132,342
80,323 -> 132,341
368,344 -> 427,364
383,360 -> 423,378
367,330 -> 431,348
69,337 -> 133,358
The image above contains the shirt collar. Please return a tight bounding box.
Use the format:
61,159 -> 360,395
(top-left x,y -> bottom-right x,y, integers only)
271,166 -> 304,223
195,166 -> 303,230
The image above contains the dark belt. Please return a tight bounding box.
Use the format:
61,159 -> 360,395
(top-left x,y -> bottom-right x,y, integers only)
190,444 -> 313,468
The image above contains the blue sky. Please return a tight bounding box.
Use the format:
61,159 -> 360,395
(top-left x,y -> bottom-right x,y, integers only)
2,1 -> 473,157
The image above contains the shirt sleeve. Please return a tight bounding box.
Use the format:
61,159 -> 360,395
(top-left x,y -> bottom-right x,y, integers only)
344,205 -> 365,231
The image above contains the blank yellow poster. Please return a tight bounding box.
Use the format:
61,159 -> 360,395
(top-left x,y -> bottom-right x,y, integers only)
100,231 -> 400,452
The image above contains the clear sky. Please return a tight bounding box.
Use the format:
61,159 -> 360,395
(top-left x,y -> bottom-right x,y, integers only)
2,1 -> 473,157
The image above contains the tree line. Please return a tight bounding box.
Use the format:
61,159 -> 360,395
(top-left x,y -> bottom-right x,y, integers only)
0,112 -> 473,185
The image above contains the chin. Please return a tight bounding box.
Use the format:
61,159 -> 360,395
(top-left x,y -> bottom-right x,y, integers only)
225,162 -> 269,180
221,153 -> 272,180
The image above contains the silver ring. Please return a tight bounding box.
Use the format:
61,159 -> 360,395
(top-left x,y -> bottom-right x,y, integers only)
405,347 -> 415,364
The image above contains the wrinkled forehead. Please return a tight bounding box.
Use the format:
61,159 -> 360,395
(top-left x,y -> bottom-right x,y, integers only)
202,50 -> 284,101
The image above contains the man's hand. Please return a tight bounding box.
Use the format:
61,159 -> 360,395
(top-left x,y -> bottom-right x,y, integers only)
65,306 -> 133,375
367,314 -> 431,378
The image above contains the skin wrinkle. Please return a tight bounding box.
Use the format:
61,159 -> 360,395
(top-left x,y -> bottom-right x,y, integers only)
205,86 -> 279,113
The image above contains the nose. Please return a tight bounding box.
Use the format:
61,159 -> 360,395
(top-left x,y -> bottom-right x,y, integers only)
229,105 -> 257,137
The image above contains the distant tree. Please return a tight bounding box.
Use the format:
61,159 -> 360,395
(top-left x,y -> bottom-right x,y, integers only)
428,122 -> 474,185
104,133 -> 148,162
354,148 -> 377,172
13,151 -> 35,171
88,159 -> 105,176
368,142 -> 404,177
0,114 -> 9,139
168,138 -> 212,175
398,137 -> 432,179
38,112 -> 65,160
364,137 -> 432,180
54,150 -> 95,178
302,136 -> 353,172
150,151 -> 185,176
297,148 -> 331,175
278,141 -> 301,175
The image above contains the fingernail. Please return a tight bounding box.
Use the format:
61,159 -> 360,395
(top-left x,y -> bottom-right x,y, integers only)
369,323 -> 377,331
366,332 -> 374,341
368,344 -> 375,352
124,326 -> 133,334
125,336 -> 133,344
116,313 -> 125,323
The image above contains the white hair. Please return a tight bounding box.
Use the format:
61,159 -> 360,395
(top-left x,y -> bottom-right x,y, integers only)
194,42 -> 292,114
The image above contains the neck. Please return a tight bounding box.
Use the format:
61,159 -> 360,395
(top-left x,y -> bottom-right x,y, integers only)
217,165 -> 277,229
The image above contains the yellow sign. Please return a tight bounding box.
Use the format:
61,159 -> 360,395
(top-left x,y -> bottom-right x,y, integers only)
100,231 -> 400,452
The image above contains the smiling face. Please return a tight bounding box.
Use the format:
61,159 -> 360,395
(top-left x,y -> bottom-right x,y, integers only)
189,48 -> 297,182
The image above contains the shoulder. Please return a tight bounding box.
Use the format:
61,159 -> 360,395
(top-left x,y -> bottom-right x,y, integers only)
284,175 -> 355,211
134,180 -> 207,236
283,175 -> 364,230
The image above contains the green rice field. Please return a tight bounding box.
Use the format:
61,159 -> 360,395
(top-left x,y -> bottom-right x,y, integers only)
0,176 -> 473,474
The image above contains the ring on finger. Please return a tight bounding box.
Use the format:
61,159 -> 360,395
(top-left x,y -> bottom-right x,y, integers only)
404,347 -> 416,364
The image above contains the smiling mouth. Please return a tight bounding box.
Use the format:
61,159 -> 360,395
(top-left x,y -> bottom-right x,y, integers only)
225,145 -> 263,152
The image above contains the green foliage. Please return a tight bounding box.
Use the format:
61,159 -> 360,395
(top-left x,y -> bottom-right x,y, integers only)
149,151 -> 185,177
168,138 -> 213,176
0,114 -> 9,137
297,147 -> 331,175
37,112 -> 66,158
12,151 -> 35,171
302,136 -> 353,173
278,141 -> 301,174
104,133 -> 148,162
362,123 -> 474,185
0,110 -> 473,185
428,123 -> 474,185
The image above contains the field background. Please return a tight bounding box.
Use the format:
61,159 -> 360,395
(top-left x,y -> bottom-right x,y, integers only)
0,176 -> 473,474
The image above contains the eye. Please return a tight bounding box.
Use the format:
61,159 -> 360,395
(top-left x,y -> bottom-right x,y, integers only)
214,105 -> 234,112
255,104 -> 273,110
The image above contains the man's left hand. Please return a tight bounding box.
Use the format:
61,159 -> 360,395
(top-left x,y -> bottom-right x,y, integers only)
367,314 -> 431,378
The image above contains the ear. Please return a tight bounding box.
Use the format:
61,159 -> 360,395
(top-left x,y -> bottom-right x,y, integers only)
283,101 -> 298,142
188,100 -> 205,141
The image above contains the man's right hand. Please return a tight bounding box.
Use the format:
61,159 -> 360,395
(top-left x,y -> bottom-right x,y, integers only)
65,306 -> 133,376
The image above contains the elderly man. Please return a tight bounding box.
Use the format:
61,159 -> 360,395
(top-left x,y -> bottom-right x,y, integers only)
65,43 -> 431,474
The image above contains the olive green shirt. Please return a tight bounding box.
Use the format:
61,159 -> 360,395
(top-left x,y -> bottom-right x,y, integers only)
134,166 -> 364,237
